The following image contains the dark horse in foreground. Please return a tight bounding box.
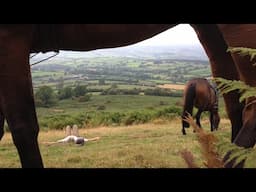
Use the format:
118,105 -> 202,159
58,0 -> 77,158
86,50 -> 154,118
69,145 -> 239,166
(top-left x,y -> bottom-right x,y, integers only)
1,24 -> 256,167
182,78 -> 220,135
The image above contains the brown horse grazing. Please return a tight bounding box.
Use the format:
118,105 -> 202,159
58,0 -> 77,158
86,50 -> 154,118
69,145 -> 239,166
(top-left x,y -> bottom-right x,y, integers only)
182,78 -> 220,135
0,24 -> 255,168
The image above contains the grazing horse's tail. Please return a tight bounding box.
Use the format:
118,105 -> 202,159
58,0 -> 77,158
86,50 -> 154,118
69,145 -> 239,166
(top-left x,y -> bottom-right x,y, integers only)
182,83 -> 196,131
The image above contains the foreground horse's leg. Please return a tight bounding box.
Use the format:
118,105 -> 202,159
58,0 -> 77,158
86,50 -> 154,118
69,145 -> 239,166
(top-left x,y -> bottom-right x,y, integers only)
218,25 -> 256,148
0,26 -> 43,168
0,110 -> 4,140
2,83 -> 43,168
192,24 -> 243,142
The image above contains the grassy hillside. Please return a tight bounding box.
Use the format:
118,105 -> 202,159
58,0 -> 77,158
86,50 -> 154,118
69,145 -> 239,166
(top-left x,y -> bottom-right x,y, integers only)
33,95 -> 227,130
37,95 -> 181,116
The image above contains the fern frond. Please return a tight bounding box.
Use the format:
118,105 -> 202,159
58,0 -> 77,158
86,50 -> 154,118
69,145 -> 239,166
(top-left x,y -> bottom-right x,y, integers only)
180,149 -> 198,168
240,90 -> 256,102
214,77 -> 256,103
182,114 -> 224,168
227,47 -> 256,61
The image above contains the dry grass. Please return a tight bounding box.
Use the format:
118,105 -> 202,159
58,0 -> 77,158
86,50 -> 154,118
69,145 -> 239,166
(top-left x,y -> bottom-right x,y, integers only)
157,84 -> 185,90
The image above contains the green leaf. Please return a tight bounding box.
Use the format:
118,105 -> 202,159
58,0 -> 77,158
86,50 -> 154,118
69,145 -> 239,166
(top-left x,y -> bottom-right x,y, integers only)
228,47 -> 256,61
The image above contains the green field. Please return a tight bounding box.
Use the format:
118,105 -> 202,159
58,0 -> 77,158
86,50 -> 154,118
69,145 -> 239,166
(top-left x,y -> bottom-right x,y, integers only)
34,94 -> 227,130
31,57 -> 211,91
37,95 -> 181,115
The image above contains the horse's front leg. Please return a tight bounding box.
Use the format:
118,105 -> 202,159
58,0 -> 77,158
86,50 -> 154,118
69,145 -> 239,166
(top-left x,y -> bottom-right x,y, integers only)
0,26 -> 43,168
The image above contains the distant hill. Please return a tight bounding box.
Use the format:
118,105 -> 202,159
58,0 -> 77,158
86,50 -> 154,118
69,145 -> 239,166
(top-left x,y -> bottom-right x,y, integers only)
30,44 -> 208,65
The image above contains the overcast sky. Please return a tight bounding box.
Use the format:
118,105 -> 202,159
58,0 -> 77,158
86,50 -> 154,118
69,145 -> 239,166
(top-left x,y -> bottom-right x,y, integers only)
135,24 -> 201,46
32,24 -> 202,59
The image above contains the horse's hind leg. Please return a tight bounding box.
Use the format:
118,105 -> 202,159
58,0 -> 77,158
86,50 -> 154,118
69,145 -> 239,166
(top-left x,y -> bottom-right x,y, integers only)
210,112 -> 214,132
195,109 -> 202,129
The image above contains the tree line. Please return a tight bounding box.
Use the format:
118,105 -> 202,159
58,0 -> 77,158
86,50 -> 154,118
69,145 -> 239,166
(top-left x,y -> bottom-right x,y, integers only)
34,84 -> 183,108
35,85 -> 90,107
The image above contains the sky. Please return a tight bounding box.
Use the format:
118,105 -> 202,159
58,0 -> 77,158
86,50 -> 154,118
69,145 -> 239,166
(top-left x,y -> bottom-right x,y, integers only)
31,24 -> 203,60
134,24 -> 201,46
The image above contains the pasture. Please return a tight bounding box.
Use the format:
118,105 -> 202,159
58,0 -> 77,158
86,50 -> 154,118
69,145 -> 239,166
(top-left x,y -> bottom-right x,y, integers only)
0,117 -> 238,168
3,49 -> 247,168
